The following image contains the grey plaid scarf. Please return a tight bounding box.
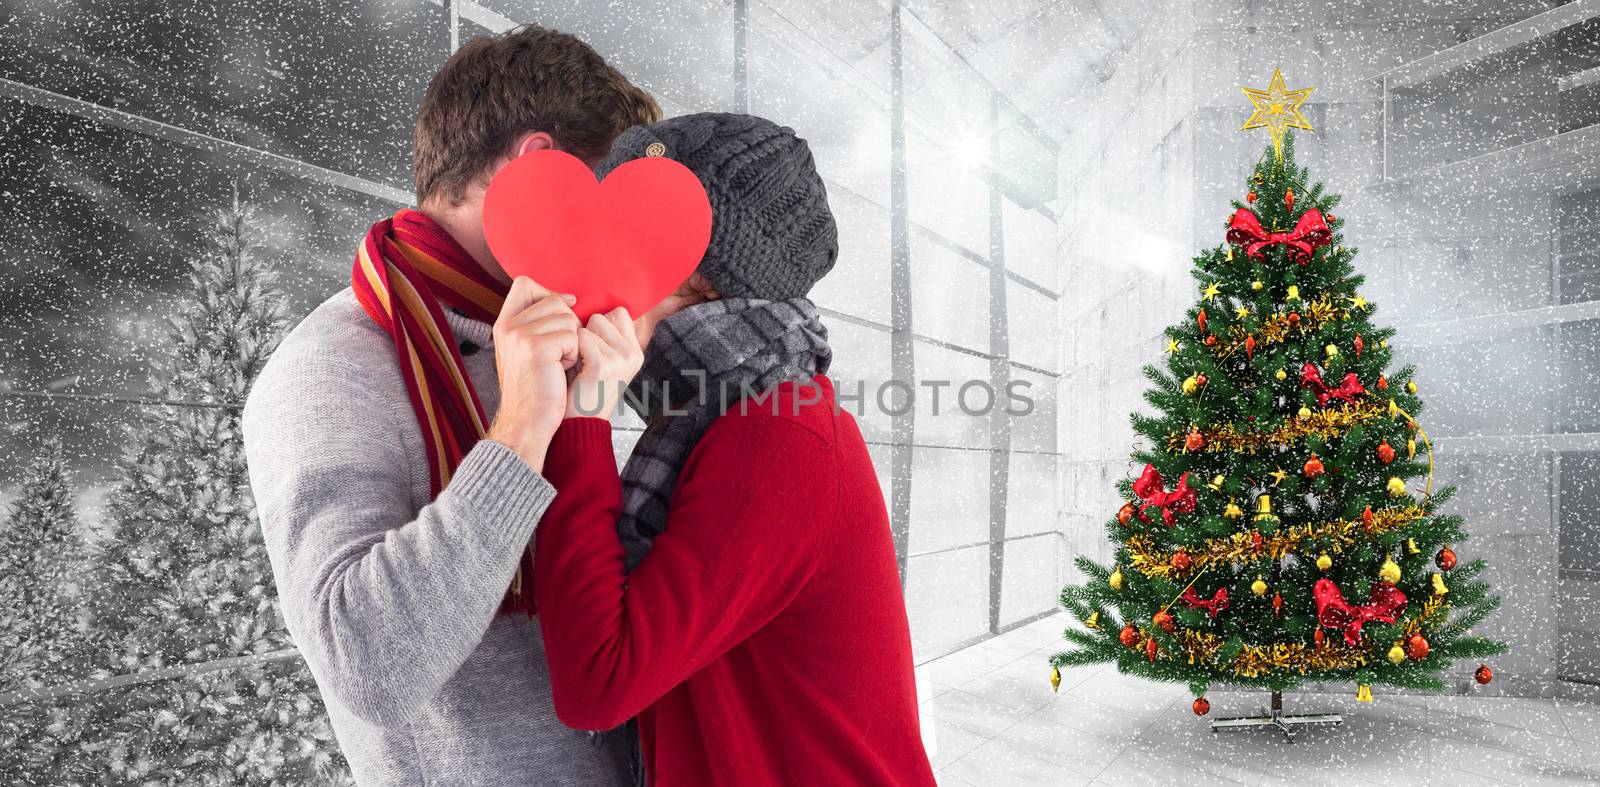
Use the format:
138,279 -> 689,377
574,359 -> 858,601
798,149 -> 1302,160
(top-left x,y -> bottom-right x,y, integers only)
617,296 -> 831,571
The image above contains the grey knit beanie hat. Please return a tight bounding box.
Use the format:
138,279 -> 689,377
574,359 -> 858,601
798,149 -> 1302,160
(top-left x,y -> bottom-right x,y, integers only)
596,113 -> 838,301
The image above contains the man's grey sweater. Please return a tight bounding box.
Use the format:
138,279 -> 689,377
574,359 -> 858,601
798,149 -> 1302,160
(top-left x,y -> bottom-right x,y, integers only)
242,288 -> 630,786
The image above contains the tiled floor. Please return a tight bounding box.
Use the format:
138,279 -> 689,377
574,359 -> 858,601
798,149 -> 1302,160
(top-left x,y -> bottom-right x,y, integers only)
915,614 -> 1600,786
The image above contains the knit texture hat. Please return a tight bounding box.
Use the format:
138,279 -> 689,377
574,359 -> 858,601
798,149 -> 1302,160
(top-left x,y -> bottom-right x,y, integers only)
596,113 -> 838,301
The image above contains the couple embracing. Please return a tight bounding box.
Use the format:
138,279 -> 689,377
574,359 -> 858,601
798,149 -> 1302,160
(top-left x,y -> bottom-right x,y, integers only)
242,23 -> 935,787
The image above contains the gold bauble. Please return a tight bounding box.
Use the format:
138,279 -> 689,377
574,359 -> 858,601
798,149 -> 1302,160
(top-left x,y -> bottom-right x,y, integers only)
1251,576 -> 1268,596
1287,285 -> 1301,301
1406,381 -> 1418,395
1109,567 -> 1124,591
1407,439 -> 1417,459
1182,375 -> 1199,395
1050,666 -> 1062,692
1298,405 -> 1313,418
1275,367 -> 1287,381
1387,477 -> 1407,498
1325,344 -> 1339,358
1387,642 -> 1406,665
1316,553 -> 1333,571
1379,558 -> 1402,584
1252,280 -> 1264,291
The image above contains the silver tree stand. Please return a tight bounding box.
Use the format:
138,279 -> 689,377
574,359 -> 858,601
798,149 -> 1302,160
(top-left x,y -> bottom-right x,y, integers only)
1210,690 -> 1342,742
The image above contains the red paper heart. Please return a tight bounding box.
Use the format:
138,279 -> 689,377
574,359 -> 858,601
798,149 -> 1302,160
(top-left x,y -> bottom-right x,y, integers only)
482,150 -> 711,321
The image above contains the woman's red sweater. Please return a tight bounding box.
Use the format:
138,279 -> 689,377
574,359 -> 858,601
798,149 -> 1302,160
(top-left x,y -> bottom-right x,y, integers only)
533,376 -> 936,786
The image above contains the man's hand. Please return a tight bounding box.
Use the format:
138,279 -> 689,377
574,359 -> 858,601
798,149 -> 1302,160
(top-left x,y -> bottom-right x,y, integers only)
488,276 -> 580,472
566,307 -> 645,421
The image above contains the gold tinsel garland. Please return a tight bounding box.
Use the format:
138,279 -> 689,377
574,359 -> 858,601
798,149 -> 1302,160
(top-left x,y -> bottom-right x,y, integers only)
1211,294 -> 1347,361
1163,400 -> 1385,454
1161,592 -> 1449,678
1124,505 -> 1428,580
1178,630 -> 1369,677
1404,594 -> 1448,638
1119,550 -> 1454,679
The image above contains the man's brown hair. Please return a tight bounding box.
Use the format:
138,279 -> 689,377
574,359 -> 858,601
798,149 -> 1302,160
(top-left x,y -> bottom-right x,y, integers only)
413,24 -> 661,205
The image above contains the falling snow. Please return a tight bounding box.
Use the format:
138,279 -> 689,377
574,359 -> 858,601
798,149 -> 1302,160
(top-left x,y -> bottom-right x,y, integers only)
0,0 -> 1597,784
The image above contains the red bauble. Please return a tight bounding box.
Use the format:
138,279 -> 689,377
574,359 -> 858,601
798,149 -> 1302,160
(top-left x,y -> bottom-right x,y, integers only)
1377,374 -> 1389,391
1272,592 -> 1283,618
1354,334 -> 1364,358
1313,627 -> 1326,648
1204,334 -> 1218,347
1197,308 -> 1207,333
1153,609 -> 1175,634
1145,638 -> 1159,663
1407,633 -> 1430,661
1192,697 -> 1210,716
1194,373 -> 1209,388
1184,428 -> 1206,453
1245,335 -> 1256,360
1475,664 -> 1494,685
1246,191 -> 1257,203
1117,502 -> 1136,526
1303,455 -> 1325,478
1361,505 -> 1375,531
1120,623 -> 1139,648
1376,440 -> 1396,464
1170,551 -> 1192,572
1287,312 -> 1301,326
1285,188 -> 1296,210
1251,531 -> 1264,554
1436,547 -> 1457,572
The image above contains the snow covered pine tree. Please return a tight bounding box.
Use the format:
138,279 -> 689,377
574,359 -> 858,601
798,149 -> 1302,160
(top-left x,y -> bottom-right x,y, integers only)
0,435 -> 83,693
1051,132 -> 1504,735
0,435 -> 89,778
41,193 -> 347,784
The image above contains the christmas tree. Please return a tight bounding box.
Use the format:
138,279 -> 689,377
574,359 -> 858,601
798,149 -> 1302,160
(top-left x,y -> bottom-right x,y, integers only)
31,190 -> 348,784
1051,117 -> 1505,723
0,435 -> 85,692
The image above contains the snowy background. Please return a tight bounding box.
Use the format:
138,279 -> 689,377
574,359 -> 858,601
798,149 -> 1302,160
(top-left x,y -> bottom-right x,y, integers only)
0,0 -> 1597,783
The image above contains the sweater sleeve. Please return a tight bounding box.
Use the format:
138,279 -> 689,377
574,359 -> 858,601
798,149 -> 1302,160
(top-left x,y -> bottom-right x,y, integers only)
533,415 -> 839,731
243,355 -> 554,728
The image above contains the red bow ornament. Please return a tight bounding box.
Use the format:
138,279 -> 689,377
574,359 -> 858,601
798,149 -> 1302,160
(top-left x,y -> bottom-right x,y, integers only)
1313,578 -> 1407,646
1132,464 -> 1197,526
1180,586 -> 1230,618
1301,363 -> 1366,407
1225,208 -> 1332,265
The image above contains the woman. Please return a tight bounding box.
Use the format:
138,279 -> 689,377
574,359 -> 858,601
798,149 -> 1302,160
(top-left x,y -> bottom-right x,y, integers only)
531,113 -> 936,786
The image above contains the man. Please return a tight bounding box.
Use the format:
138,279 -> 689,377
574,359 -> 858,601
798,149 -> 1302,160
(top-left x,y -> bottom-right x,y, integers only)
242,25 -> 657,785
532,114 -> 937,785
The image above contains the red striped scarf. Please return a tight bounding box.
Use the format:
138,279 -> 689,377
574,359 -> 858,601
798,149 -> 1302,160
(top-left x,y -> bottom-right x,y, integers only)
351,208 -> 534,616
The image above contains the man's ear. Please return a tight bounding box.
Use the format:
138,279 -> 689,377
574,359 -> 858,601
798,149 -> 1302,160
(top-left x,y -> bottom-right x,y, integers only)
478,132 -> 559,190
512,131 -> 557,157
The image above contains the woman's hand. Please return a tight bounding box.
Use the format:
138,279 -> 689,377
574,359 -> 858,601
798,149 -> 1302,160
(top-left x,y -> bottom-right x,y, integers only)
566,307 -> 645,421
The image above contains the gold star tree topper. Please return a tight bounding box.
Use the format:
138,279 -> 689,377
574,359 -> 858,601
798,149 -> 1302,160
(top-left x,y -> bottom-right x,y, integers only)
1241,68 -> 1314,159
